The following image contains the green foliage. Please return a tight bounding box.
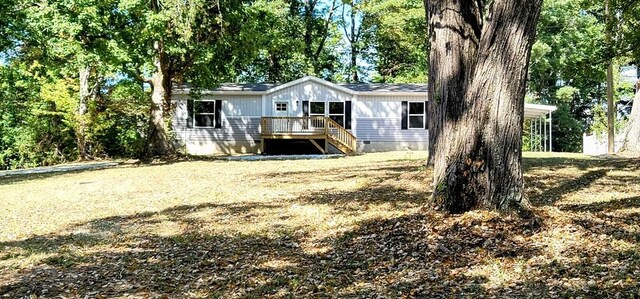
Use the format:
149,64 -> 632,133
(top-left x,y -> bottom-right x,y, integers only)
91,81 -> 149,157
363,0 -> 427,83
0,64 -> 149,169
232,0 -> 341,82
552,105 -> 584,152
0,67 -> 78,169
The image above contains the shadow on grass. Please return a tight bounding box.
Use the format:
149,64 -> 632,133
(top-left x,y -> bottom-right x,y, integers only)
562,196 -> 640,213
524,157 -> 640,207
3,191 -> 638,298
0,203 -> 543,297
527,169 -> 609,206
0,167 -> 113,186
4,198 -> 638,297
523,156 -> 640,172
2,156 -> 640,297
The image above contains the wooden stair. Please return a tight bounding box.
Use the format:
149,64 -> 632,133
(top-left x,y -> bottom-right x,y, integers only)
261,116 -> 357,154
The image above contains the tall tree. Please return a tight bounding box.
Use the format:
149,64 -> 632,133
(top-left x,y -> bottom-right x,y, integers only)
612,1 -> 640,155
605,0 -> 615,154
299,0 -> 340,76
20,0 -> 126,159
340,0 -> 367,82
120,0 -> 245,155
364,0 -> 428,83
427,0 -> 543,213
527,0 -> 606,152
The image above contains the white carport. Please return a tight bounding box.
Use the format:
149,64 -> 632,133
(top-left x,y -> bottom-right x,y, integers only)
524,103 -> 557,152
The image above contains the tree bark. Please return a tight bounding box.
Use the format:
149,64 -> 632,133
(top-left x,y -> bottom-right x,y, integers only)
605,0 -> 616,155
147,40 -> 175,156
349,5 -> 359,83
428,0 -> 543,214
620,81 -> 640,156
77,65 -> 90,160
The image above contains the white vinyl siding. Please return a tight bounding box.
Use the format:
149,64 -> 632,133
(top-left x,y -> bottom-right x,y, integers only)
172,95 -> 262,154
268,81 -> 351,117
355,95 -> 428,142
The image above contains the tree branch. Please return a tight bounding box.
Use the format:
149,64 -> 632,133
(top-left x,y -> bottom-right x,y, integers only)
314,0 -> 338,60
131,67 -> 152,84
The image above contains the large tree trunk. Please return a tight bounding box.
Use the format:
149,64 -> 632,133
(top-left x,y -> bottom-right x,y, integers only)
620,81 -> 640,156
77,65 -> 90,160
147,40 -> 175,156
428,0 -> 543,214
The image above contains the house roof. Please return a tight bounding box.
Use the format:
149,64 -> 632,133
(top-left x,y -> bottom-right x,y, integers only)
212,83 -> 282,92
338,83 -> 428,93
172,77 -> 557,117
173,76 -> 427,95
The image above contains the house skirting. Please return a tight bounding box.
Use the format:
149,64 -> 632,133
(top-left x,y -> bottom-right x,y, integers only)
357,141 -> 428,152
182,140 -> 261,155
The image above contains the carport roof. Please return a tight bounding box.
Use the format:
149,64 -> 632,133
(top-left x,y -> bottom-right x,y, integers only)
524,103 -> 557,119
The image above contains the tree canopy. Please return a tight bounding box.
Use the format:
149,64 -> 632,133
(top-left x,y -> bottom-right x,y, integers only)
2,0 -> 640,169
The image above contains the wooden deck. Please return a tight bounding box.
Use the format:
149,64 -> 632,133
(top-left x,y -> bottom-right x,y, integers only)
261,116 -> 357,154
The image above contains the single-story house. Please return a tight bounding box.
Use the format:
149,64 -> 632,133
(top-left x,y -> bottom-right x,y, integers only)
172,76 -> 557,155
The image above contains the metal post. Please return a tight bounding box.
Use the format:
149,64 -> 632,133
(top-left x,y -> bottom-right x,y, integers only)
549,112 -> 553,152
538,117 -> 542,152
529,119 -> 533,152
543,115 -> 547,152
533,118 -> 536,152
533,117 -> 538,152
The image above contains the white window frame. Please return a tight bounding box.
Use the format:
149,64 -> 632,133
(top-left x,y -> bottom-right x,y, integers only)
328,101 -> 345,126
309,101 -> 325,118
408,101 -> 425,129
193,100 -> 217,128
275,102 -> 288,112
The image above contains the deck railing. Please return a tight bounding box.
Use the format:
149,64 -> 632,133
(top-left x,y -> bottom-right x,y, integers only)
261,116 -> 326,135
325,117 -> 357,152
261,116 -> 357,153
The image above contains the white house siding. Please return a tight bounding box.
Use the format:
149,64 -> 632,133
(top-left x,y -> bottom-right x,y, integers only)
267,81 -> 352,117
172,95 -> 262,155
355,95 -> 429,152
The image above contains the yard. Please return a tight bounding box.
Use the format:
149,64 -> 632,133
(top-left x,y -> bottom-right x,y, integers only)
1,152 -> 639,298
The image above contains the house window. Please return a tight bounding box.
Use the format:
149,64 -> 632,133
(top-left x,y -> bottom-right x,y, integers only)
328,102 -> 344,126
408,102 -> 425,129
310,102 -> 325,117
194,100 -> 216,127
275,102 -> 288,112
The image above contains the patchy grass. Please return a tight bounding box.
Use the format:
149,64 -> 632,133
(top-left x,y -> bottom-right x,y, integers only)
1,151 -> 639,298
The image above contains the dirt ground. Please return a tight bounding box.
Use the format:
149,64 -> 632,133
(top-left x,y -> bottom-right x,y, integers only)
1,152 -> 639,298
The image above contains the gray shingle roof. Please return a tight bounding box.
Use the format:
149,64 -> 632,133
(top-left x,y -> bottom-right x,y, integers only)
213,83 -> 282,92
338,83 -> 427,93
174,81 -> 427,93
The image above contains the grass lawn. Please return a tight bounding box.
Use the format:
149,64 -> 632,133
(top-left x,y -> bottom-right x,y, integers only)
1,152 -> 639,298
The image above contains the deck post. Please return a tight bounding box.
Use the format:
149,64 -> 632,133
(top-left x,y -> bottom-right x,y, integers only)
324,138 -> 328,153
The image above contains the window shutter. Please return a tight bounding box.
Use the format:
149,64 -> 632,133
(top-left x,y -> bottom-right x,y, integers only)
345,101 -> 352,129
302,101 -> 309,117
425,101 -> 429,130
187,99 -> 194,128
215,100 -> 222,129
401,101 -> 408,130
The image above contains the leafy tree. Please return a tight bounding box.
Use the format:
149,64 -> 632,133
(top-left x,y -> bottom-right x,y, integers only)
22,0 -> 128,159
338,0 -> 369,82
234,0 -> 342,82
112,0 -> 247,155
364,0 -> 427,83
